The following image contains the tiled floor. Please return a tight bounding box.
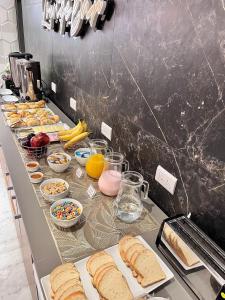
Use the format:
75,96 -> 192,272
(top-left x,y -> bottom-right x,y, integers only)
0,169 -> 32,299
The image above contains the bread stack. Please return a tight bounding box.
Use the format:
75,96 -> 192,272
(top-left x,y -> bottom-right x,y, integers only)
163,224 -> 199,267
50,263 -> 87,300
119,235 -> 166,287
86,251 -> 133,300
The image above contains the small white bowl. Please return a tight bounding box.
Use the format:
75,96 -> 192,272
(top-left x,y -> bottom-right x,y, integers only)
26,161 -> 40,172
40,178 -> 69,203
47,152 -> 71,173
50,198 -> 83,228
29,172 -> 44,184
74,148 -> 91,166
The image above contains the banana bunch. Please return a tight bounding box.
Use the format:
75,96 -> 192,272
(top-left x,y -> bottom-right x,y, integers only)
58,120 -> 89,150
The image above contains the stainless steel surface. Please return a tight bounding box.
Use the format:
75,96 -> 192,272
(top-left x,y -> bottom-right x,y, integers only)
0,100 -> 198,299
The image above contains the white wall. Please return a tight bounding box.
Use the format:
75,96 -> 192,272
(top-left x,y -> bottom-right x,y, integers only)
0,0 -> 19,74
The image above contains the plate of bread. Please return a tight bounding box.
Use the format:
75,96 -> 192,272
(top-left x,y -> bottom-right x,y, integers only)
162,224 -> 204,271
1,100 -> 46,111
41,235 -> 174,300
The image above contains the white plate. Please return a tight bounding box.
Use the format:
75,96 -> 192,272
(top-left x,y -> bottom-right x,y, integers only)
2,95 -> 18,102
161,237 -> 204,271
0,88 -> 13,95
41,236 -> 174,299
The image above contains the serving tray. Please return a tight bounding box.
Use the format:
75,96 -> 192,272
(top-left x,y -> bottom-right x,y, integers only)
41,236 -> 174,299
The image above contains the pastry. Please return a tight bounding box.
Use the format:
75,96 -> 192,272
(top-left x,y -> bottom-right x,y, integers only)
16,103 -> 29,110
26,118 -> 40,127
40,118 -> 55,125
3,104 -> 16,111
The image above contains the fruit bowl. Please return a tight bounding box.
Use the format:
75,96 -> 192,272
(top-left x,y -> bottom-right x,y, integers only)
21,143 -> 49,159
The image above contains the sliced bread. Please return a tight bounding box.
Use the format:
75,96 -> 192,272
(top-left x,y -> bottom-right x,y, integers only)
51,270 -> 80,293
50,263 -> 74,283
88,252 -> 114,277
54,279 -> 82,300
59,285 -> 84,300
98,267 -> 133,300
63,291 -> 86,300
132,249 -> 166,287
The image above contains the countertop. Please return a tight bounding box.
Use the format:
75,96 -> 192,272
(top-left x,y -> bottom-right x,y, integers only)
0,100 -> 197,300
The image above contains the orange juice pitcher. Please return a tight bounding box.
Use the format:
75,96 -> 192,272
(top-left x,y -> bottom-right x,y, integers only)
85,139 -> 112,179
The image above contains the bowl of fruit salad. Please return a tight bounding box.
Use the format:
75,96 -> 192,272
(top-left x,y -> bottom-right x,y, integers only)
50,198 -> 83,228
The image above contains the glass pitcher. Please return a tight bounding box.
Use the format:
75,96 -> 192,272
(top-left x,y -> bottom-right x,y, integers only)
98,152 -> 129,197
114,171 -> 149,223
86,139 -> 112,179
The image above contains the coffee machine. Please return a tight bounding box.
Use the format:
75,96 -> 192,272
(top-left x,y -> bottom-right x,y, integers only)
8,52 -> 42,100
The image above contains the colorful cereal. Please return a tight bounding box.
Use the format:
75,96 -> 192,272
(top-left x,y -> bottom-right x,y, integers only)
52,201 -> 81,220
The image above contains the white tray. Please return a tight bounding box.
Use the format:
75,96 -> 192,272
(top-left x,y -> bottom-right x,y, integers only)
41,236 -> 174,299
161,237 -> 204,271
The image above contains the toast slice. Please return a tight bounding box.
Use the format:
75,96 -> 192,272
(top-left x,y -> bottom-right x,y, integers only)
120,237 -> 142,263
126,243 -> 145,263
132,249 -> 166,287
98,267 -> 133,300
93,265 -> 117,289
63,291 -> 86,300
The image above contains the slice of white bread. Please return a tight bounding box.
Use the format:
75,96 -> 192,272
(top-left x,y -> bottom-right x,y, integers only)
50,264 -> 87,300
132,249 -> 166,287
163,224 -> 199,267
88,252 -> 115,277
59,285 -> 84,300
54,279 -> 82,300
62,291 -> 86,300
126,243 -> 145,263
98,267 -> 133,300
50,263 -> 74,283
51,270 -> 80,293
87,251 -> 133,299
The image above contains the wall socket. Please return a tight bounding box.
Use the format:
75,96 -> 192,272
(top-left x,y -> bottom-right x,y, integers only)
70,97 -> 77,111
101,122 -> 112,140
51,82 -> 57,93
155,165 -> 177,195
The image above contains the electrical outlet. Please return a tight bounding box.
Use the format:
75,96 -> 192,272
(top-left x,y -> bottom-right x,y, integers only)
70,97 -> 77,111
155,165 -> 177,195
51,82 -> 57,93
101,122 -> 112,140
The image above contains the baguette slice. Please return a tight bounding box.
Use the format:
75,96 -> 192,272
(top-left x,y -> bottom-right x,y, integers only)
60,285 -> 85,300
52,271 -> 80,293
50,263 -> 74,283
98,267 -> 133,300
133,249 -> 166,287
54,279 -> 82,300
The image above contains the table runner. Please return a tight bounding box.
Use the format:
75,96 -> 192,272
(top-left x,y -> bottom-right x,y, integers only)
13,133 -> 159,262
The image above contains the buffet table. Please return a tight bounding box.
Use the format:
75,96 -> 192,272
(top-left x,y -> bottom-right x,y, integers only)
0,100 -> 197,300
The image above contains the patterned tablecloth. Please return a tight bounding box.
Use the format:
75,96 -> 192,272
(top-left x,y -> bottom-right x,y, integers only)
14,137 -> 159,262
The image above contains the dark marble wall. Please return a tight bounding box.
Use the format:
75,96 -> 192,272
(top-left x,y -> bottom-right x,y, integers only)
21,0 -> 225,250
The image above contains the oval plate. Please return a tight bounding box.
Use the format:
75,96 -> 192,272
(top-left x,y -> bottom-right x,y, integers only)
0,88 -> 13,95
2,95 -> 18,102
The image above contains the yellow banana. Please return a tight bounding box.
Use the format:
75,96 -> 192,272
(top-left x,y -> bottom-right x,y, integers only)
60,124 -> 84,141
58,120 -> 82,136
81,120 -> 88,132
59,122 -> 83,141
64,132 -> 89,149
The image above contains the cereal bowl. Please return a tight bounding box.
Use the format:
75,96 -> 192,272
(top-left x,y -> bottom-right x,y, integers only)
50,198 -> 83,228
40,178 -> 69,203
47,152 -> 71,173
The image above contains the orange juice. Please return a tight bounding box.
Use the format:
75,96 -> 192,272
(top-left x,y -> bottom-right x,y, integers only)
85,154 -> 105,179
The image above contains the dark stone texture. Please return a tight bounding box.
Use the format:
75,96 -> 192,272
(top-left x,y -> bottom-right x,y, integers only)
22,0 -> 225,250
